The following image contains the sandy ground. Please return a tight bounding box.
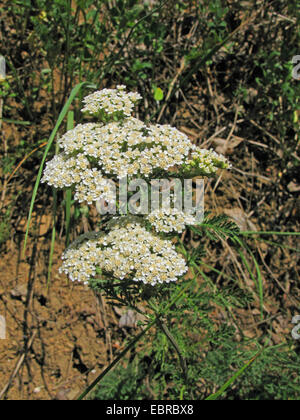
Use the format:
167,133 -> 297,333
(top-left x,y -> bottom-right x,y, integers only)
0,231 -> 121,400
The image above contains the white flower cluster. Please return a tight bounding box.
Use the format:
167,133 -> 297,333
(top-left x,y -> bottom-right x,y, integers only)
41,152 -> 116,204
147,208 -> 196,233
42,87 -> 229,205
41,86 -> 232,286
81,85 -> 142,117
182,148 -> 231,176
60,222 -> 188,286
54,117 -> 193,179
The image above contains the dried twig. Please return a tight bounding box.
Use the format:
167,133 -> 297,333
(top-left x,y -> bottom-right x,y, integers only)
0,55 -> 8,211
0,330 -> 37,400
95,291 -> 113,363
157,57 -> 186,123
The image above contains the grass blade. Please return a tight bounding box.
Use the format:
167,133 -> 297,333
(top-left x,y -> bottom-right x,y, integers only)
7,142 -> 47,185
205,349 -> 263,400
65,111 -> 74,247
253,237 -> 300,253
1,118 -> 31,125
240,231 -> 300,236
235,236 -> 264,321
47,185 -> 57,287
23,82 -> 96,256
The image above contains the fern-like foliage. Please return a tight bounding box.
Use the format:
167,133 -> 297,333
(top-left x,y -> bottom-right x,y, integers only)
190,212 -> 240,241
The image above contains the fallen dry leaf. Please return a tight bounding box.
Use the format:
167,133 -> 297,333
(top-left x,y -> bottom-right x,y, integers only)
119,310 -> 137,328
287,181 -> 300,193
212,136 -> 244,155
224,208 -> 257,231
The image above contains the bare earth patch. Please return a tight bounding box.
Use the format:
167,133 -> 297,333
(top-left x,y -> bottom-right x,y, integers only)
0,237 -> 117,400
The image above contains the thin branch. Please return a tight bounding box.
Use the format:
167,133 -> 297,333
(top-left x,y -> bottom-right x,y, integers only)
156,318 -> 188,383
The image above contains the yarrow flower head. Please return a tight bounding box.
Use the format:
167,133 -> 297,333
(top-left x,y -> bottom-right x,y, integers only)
147,208 -> 196,234
59,220 -> 188,286
41,116 -> 198,206
42,87 -> 230,202
41,151 -> 116,205
41,86 -> 232,287
181,148 -> 232,177
81,85 -> 142,118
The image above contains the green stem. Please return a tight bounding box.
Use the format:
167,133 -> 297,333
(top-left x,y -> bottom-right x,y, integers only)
65,111 -> 74,247
240,231 -> 300,236
156,318 -> 188,383
76,277 -> 196,400
77,318 -> 157,401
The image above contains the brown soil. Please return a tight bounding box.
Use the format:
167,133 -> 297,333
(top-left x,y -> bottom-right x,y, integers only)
0,231 -> 120,400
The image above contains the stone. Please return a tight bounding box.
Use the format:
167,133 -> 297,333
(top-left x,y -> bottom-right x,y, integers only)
0,315 -> 6,339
